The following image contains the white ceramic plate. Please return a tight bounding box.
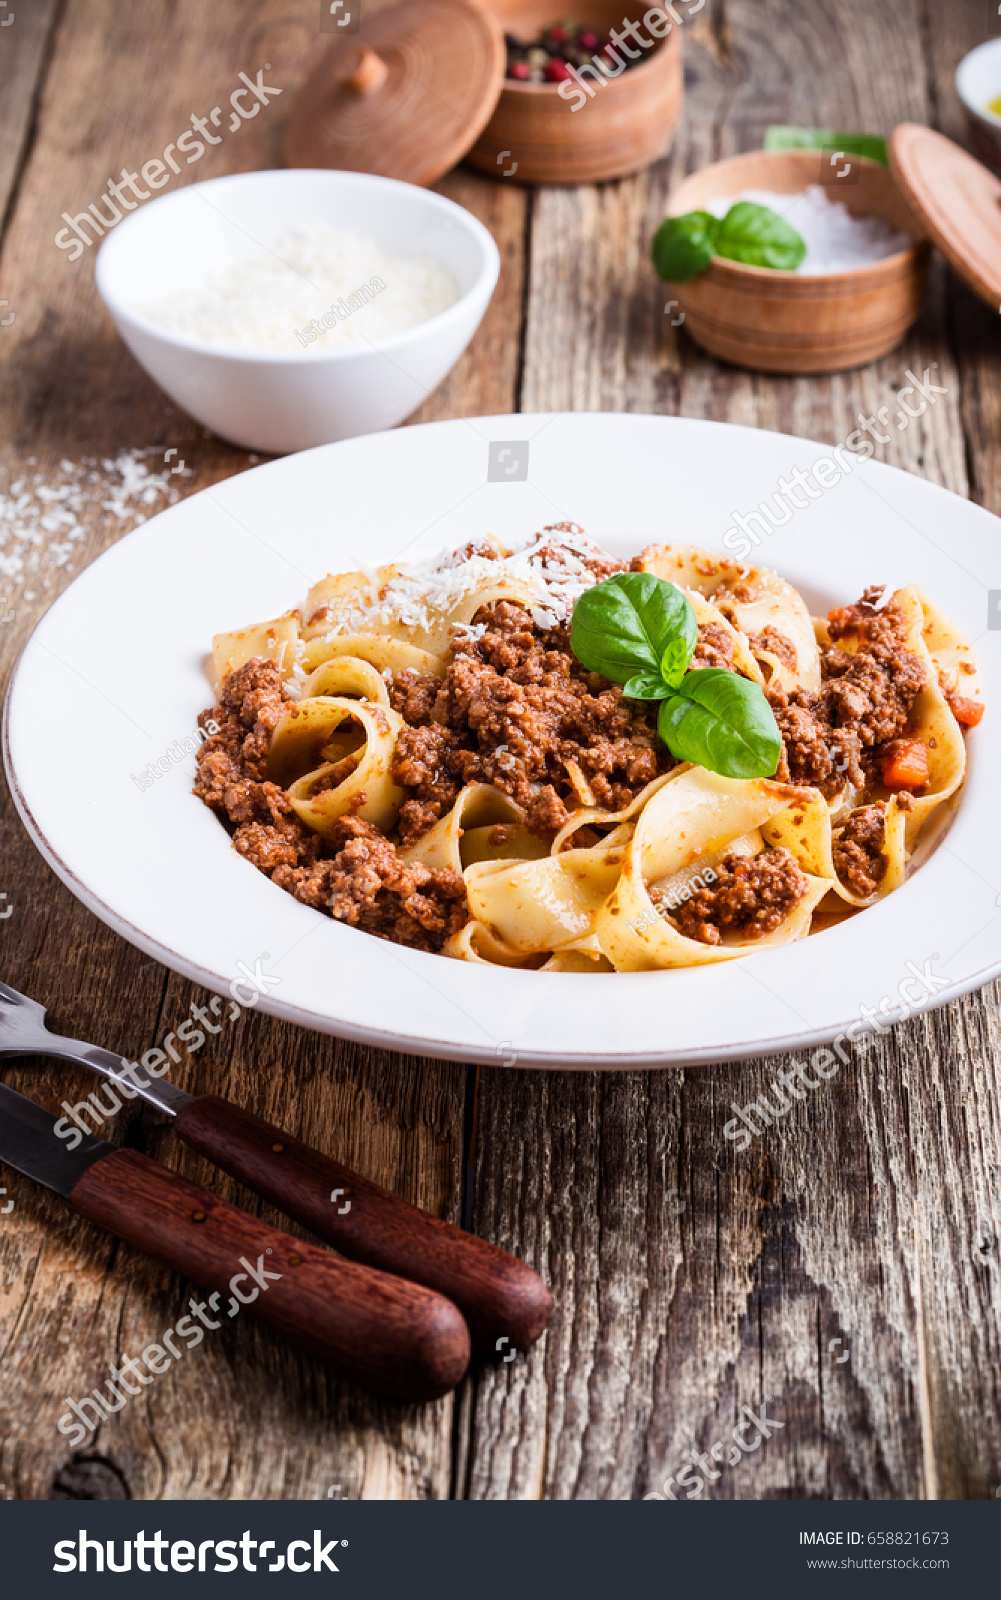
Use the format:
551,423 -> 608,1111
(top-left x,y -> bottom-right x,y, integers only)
5,414 -> 1000,1068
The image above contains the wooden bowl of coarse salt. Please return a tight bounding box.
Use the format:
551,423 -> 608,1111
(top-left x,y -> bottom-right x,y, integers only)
663,150 -> 929,374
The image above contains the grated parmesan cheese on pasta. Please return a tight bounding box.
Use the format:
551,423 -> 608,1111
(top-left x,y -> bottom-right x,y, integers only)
322,528 -> 607,640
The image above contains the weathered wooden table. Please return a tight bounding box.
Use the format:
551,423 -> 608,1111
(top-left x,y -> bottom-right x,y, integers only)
2,0 -> 1000,1502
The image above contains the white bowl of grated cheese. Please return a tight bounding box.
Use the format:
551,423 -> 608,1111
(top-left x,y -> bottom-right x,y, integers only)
95,169 -> 500,454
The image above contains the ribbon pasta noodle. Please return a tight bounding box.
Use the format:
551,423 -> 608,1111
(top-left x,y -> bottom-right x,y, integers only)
268,697 -> 405,835
196,526 -> 982,972
635,543 -> 821,693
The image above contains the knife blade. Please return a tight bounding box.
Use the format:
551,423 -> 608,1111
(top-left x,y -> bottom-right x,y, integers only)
0,1080 -> 110,1193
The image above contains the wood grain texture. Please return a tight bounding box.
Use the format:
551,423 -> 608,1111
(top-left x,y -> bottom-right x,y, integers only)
283,0 -> 507,188
922,0 -> 1001,520
2,0 -> 1001,1505
0,0 -> 60,227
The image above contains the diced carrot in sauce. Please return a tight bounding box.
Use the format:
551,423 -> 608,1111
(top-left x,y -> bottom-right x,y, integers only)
946,694 -> 984,729
880,739 -> 930,791
825,607 -> 855,634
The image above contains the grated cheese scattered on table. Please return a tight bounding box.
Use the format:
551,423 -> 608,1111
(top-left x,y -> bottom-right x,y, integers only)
0,449 -> 189,626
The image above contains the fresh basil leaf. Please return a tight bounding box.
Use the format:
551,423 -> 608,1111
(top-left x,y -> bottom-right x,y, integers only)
622,672 -> 670,701
764,126 -> 888,166
660,636 -> 690,690
651,211 -> 720,282
715,202 -> 806,272
571,573 -> 698,684
657,669 -> 782,779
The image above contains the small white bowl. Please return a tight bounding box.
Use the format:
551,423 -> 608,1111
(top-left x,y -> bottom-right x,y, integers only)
95,169 -> 500,455
955,38 -> 1001,171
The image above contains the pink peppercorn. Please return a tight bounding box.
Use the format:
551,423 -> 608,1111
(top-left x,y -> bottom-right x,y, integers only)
544,58 -> 571,81
578,29 -> 599,49
508,60 -> 531,79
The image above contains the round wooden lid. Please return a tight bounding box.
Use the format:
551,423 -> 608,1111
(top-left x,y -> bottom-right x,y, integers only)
889,123 -> 1001,312
283,0 -> 506,188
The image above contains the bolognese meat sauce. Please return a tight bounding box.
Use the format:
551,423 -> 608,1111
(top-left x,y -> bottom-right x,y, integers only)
194,551 -> 975,955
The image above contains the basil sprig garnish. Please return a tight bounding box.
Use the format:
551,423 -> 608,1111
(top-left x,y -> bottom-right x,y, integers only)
656,668 -> 783,779
651,201 -> 806,283
571,570 -> 696,687
650,208 -> 719,281
570,573 -> 782,780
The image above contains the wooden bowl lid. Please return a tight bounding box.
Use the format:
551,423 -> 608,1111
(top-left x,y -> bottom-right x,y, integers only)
889,123 -> 1001,311
283,0 -> 506,188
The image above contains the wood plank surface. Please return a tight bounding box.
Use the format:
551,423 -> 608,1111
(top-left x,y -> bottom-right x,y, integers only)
1,0 -> 1000,1505
0,0 -> 60,228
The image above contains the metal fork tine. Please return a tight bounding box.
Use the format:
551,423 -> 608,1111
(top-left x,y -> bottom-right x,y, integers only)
0,978 -> 47,1021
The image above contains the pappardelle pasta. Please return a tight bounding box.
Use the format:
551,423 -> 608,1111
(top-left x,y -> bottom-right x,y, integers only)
194,525 -> 982,972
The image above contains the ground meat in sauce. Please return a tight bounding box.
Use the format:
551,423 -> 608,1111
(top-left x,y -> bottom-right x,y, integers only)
194,562 -> 974,961
194,660 -> 465,951
661,846 -> 809,947
747,625 -> 798,673
831,803 -> 887,899
389,599 -> 670,845
690,622 -> 735,671
272,816 -> 466,953
192,656 -> 287,806
195,664 -> 322,875
768,588 -> 926,800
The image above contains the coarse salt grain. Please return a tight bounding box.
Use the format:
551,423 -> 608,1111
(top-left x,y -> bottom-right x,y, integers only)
136,224 -> 460,355
707,186 -> 913,274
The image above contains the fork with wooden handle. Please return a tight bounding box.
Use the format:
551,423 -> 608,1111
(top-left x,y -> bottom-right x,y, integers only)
0,979 -> 552,1353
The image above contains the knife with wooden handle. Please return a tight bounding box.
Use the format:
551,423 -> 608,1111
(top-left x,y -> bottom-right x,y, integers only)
0,1080 -> 470,1402
0,980 -> 552,1354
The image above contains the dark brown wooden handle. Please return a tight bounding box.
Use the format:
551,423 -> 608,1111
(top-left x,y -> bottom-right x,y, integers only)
174,1094 -> 552,1353
69,1147 -> 469,1403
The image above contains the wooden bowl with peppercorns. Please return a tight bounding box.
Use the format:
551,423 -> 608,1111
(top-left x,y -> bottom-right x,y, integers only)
466,1 -> 684,185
